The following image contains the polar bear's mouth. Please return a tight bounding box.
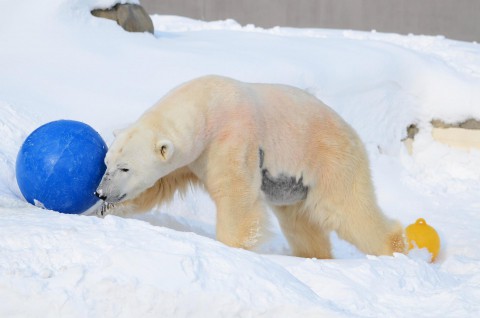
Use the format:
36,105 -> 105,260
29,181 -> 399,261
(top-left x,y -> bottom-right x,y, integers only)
106,193 -> 126,203
94,190 -> 127,203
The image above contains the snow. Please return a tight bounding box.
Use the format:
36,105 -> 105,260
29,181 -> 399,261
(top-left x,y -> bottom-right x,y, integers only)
1,0 -> 480,316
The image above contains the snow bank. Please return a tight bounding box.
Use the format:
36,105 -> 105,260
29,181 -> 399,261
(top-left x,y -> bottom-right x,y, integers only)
0,208 -> 338,317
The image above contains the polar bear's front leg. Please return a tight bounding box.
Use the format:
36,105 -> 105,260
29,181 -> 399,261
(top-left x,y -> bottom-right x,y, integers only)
201,150 -> 268,250
213,196 -> 268,250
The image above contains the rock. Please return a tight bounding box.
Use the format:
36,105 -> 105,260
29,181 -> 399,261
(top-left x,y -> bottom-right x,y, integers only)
406,124 -> 419,139
91,4 -> 154,34
459,118 -> 480,130
404,119 -> 480,154
431,119 -> 453,129
431,118 -> 480,130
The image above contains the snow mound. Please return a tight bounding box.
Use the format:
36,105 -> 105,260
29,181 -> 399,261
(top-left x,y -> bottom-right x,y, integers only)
0,208 -> 338,317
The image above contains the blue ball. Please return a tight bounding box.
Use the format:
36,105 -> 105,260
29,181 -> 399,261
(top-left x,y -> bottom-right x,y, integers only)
16,120 -> 107,214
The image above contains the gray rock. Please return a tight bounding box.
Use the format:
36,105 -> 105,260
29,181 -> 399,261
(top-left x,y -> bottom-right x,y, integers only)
431,118 -> 480,130
406,124 -> 419,139
91,4 -> 154,34
459,118 -> 480,130
431,119 -> 454,129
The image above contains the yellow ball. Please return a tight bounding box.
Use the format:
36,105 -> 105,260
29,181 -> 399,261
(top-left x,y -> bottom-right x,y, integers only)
405,218 -> 441,262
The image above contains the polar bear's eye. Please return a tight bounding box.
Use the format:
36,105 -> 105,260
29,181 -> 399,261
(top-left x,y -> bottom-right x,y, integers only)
120,168 -> 129,172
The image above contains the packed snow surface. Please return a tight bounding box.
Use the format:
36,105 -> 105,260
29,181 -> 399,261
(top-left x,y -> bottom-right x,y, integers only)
1,0 -> 480,317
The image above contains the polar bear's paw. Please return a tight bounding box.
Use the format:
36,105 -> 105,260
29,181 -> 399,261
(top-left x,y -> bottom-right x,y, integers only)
94,202 -> 130,217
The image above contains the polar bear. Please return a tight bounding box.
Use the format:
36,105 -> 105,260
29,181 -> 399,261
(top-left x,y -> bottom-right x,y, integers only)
95,75 -> 405,258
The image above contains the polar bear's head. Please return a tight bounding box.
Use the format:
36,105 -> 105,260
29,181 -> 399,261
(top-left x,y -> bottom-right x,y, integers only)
95,126 -> 174,203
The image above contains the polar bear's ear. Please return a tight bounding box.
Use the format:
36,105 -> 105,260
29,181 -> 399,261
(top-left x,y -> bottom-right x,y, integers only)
156,140 -> 174,161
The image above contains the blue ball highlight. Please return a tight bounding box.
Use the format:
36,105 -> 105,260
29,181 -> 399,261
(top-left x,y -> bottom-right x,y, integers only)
16,120 -> 107,214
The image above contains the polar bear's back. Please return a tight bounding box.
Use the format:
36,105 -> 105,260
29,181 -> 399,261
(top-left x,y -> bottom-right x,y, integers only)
237,79 -> 361,181
158,75 -> 363,182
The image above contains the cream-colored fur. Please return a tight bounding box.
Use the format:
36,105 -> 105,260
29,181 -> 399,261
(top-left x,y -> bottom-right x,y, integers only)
97,75 -> 405,258
107,167 -> 199,216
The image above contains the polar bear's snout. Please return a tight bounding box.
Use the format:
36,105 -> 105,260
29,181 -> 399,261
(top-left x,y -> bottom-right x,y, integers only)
94,183 -> 127,203
95,171 -> 128,203
94,190 -> 107,200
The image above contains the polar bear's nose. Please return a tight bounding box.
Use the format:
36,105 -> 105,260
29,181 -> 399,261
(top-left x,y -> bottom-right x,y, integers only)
94,190 -> 107,201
